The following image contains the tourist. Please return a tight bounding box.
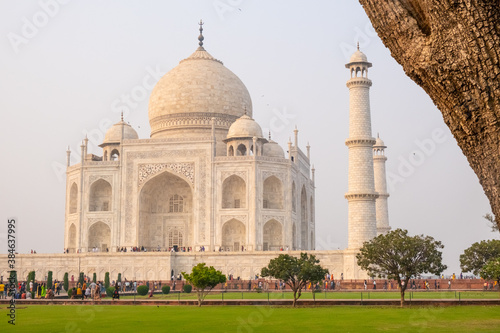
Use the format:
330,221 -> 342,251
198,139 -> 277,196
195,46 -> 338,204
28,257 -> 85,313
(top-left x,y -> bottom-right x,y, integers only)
373,280 -> 376,290
0,281 -> 4,299
363,280 -> 367,290
90,281 -> 96,299
112,286 -> 120,300
26,290 -> 32,299
85,286 -> 91,299
448,280 -> 451,289
76,286 -> 83,299
46,289 -> 55,299
41,283 -> 46,298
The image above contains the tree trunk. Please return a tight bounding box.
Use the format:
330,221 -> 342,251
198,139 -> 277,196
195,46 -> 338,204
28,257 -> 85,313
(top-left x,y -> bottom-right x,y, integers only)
358,0 -> 500,228
400,289 -> 405,308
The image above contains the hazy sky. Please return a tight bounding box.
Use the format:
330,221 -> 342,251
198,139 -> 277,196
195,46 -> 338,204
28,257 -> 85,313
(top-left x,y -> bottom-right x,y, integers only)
0,0 -> 497,275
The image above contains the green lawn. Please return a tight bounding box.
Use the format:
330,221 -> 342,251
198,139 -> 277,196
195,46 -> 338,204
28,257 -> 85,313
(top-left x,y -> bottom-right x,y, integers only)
2,305 -> 499,332
119,290 -> 500,301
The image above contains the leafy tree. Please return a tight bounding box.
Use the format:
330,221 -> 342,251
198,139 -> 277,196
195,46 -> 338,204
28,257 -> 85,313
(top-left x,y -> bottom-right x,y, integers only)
358,1 -> 500,229
261,253 -> 328,307
92,272 -> 97,283
117,273 -> 122,284
480,258 -> 500,290
460,240 -> 500,276
182,263 -> 226,306
63,272 -> 69,292
104,272 -> 110,289
78,272 -> 84,286
47,271 -> 53,290
356,229 -> 446,307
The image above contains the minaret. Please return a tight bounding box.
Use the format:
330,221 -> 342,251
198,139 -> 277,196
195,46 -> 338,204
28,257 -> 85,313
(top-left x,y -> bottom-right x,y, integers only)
345,45 -> 378,249
373,135 -> 391,235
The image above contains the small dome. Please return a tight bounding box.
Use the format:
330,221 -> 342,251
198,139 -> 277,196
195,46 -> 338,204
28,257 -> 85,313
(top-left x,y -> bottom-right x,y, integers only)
263,140 -> 285,158
349,49 -> 368,63
227,114 -> 263,139
374,136 -> 386,148
103,120 -> 139,144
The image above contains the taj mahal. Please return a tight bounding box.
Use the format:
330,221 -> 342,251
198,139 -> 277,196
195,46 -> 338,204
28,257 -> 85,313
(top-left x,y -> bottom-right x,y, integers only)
1,24 -> 390,281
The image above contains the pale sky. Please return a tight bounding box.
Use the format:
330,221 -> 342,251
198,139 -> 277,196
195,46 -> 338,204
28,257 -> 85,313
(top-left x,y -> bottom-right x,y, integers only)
0,0 -> 497,275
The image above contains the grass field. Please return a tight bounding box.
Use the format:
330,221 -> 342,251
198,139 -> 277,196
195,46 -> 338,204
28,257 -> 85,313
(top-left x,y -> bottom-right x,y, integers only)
1,305 -> 500,332
119,290 -> 500,301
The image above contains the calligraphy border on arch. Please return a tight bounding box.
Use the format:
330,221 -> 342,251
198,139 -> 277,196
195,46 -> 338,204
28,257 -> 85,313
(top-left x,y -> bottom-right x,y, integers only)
138,162 -> 195,188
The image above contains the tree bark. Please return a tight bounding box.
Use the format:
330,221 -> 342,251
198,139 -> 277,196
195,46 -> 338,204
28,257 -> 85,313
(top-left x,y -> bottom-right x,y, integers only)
358,0 -> 500,229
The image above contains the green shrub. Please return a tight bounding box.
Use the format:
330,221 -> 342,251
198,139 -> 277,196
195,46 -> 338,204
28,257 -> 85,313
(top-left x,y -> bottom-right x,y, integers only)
67,289 -> 72,297
183,284 -> 192,293
92,272 -> 96,283
137,285 -> 149,296
63,273 -> 69,292
255,287 -> 263,293
106,287 -> 115,297
47,271 -> 53,290
162,285 -> 170,294
104,272 -> 110,289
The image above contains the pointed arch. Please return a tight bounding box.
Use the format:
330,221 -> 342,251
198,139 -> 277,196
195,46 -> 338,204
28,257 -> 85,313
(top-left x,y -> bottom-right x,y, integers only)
139,171 -> 192,250
69,183 -> 78,214
263,176 -> 284,209
222,175 -> 246,209
68,223 -> 76,252
222,219 -> 246,251
237,144 -> 247,156
291,182 -> 297,213
300,185 -> 308,249
89,179 -> 112,211
263,219 -> 282,251
88,221 -> 110,252
228,145 -> 234,156
110,149 -> 120,161
310,196 -> 314,222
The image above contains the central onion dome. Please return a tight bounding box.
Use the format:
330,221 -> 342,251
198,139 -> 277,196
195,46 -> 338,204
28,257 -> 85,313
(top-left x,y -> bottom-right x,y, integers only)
148,23 -> 252,138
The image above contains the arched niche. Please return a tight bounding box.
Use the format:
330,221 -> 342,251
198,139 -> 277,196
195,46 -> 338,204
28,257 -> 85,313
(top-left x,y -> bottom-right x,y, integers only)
88,221 -> 110,251
263,219 -> 282,251
139,171 -> 192,250
263,176 -> 284,209
222,175 -> 246,209
222,219 -> 246,251
300,186 -> 308,249
68,223 -> 77,252
89,179 -> 112,212
69,183 -> 78,214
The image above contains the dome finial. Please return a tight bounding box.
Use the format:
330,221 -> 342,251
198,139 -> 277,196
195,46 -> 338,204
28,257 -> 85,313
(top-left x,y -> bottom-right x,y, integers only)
357,41 -> 359,50
121,111 -> 124,122
269,131 -> 271,140
198,19 -> 204,48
